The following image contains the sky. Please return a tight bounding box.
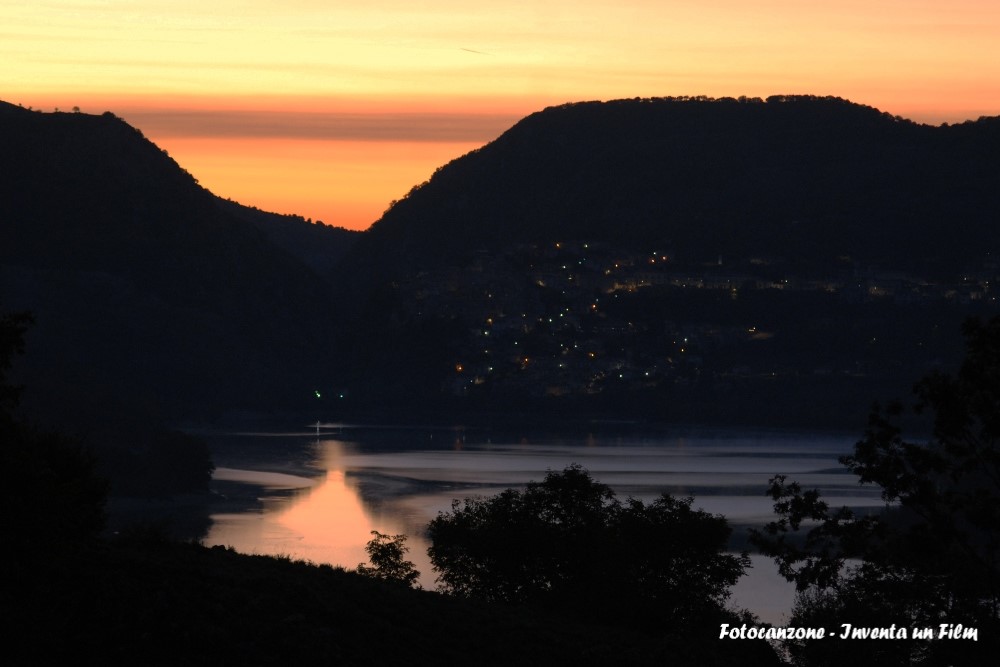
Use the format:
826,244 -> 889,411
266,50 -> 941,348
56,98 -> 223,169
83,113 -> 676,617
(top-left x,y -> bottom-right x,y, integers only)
3,1 -> 1000,230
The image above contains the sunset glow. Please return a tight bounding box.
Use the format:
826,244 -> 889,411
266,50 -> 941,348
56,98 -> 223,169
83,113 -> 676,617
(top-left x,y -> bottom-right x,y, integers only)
4,0 -> 999,229
159,136 -> 487,226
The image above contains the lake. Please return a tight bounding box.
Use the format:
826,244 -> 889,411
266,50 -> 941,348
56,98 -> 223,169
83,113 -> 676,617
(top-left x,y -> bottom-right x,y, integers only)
201,423 -> 882,625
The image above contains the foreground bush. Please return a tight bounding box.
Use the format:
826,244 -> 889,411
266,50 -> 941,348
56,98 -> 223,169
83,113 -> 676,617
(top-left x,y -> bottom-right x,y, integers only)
428,464 -> 752,632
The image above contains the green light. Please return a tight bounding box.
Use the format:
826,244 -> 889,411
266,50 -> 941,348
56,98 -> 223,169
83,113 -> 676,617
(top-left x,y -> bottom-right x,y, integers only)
314,390 -> 321,398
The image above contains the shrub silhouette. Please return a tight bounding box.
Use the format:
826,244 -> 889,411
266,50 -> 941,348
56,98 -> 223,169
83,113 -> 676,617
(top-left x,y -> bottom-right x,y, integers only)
356,530 -> 421,589
428,464 -> 749,630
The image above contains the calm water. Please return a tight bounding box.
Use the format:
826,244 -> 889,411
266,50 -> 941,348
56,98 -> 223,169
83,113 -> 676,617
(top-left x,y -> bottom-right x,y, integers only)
202,424 -> 882,624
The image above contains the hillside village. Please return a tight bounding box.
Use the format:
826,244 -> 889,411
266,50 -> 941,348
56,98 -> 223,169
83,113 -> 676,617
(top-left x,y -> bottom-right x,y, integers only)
391,241 -> 998,401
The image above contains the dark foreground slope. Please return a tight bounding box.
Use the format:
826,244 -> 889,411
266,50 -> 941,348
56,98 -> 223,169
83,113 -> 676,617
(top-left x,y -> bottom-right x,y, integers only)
4,539 -> 781,667
0,102 -> 349,422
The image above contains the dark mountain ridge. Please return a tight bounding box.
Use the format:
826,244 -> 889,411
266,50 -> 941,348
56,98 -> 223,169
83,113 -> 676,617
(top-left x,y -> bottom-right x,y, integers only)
218,199 -> 361,278
327,96 -> 1000,425
4,97 -> 999,429
337,95 -> 1000,287
0,102 -> 350,422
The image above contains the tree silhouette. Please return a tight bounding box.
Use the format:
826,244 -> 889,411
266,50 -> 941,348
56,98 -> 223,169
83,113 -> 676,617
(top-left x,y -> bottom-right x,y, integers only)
1,310 -> 107,546
0,310 -> 33,416
356,531 -> 421,589
428,464 -> 750,630
751,316 -> 1000,665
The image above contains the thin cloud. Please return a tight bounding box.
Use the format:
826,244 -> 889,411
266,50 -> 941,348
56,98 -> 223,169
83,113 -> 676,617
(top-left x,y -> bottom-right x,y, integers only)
120,109 -> 521,143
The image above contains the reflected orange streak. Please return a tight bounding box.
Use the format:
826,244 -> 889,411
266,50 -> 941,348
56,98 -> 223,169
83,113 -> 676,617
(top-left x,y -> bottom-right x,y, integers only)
277,470 -> 373,566
205,446 -> 419,571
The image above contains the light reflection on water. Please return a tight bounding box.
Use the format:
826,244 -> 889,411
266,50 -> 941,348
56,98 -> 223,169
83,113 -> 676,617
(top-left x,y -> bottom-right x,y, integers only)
203,426 -> 881,624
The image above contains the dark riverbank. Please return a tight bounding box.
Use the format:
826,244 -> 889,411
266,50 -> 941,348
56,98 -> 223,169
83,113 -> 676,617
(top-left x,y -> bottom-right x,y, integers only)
4,537 -> 781,666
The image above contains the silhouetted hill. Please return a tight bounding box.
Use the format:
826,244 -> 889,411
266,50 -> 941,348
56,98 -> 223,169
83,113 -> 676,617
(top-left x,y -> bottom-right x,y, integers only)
218,199 -> 360,278
0,103 -> 340,423
327,96 -> 1000,425
337,95 -> 1000,286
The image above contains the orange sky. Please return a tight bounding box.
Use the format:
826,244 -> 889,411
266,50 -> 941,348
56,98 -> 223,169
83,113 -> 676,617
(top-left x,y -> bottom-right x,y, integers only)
4,1 -> 999,230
